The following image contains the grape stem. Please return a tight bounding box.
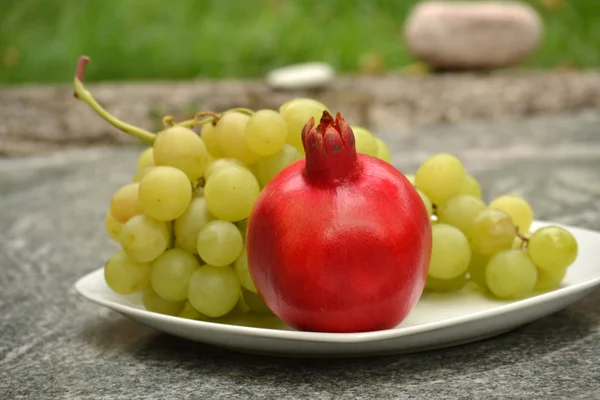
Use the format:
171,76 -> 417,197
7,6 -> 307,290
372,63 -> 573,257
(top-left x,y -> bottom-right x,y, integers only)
72,56 -> 156,144
516,229 -> 530,249
177,108 -> 254,128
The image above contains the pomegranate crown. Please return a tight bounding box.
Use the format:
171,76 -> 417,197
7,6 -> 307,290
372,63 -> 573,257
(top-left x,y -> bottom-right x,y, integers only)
300,110 -> 359,182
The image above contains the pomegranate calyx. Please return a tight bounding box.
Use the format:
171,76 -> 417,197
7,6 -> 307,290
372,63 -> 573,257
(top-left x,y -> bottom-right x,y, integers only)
301,110 -> 359,183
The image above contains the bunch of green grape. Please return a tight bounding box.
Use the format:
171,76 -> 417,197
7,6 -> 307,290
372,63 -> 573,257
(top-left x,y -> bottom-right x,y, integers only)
411,153 -> 579,300
102,97 -> 392,320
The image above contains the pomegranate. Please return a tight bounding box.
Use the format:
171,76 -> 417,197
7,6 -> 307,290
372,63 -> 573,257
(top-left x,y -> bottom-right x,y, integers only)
246,111 -> 432,333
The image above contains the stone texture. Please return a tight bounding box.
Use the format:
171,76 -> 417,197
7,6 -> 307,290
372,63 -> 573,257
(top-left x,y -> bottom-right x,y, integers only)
404,1 -> 542,70
1,111 -> 600,398
2,70 -> 600,156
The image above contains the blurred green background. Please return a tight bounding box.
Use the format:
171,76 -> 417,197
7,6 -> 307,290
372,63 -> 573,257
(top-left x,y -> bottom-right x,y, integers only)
0,0 -> 598,84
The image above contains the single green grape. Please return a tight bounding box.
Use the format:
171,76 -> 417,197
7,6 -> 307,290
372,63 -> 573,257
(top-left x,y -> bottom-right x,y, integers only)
234,249 -> 257,293
351,126 -> 379,157
132,165 -> 156,183
178,301 -> 208,320
188,265 -> 241,318
119,215 -> 170,263
153,125 -> 209,182
139,166 -> 192,221
142,287 -> 186,316
489,194 -> 534,233
415,153 -> 466,205
104,250 -> 151,295
215,111 -> 261,165
244,109 -> 288,156
485,249 -> 538,299
467,251 -> 490,290
375,137 -> 391,163
469,209 -> 516,255
204,158 -> 245,181
196,220 -> 244,267
534,266 -> 568,292
279,98 -> 329,153
174,197 -> 213,254
437,195 -> 486,236
104,210 -> 123,242
241,288 -> 272,314
425,272 -> 468,292
110,183 -> 143,224
150,249 -> 201,302
200,122 -> 225,158
528,226 -> 578,272
460,174 -> 482,199
429,224 -> 472,280
137,147 -> 155,169
416,189 -> 433,217
253,144 -> 302,187
204,165 -> 261,221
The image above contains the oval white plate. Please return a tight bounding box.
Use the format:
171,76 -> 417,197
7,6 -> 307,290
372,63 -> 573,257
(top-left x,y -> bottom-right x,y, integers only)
75,221 -> 600,358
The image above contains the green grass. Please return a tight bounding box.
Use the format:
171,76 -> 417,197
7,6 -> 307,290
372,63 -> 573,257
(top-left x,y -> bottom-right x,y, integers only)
1,0 -> 599,84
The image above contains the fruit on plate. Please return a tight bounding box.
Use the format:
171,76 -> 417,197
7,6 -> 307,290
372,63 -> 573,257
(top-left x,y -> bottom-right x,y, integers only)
72,55 -> 580,333
246,111 -> 432,333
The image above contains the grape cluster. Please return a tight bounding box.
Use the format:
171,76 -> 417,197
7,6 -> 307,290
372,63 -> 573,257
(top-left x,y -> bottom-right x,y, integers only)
413,153 -> 579,299
102,98 -> 392,320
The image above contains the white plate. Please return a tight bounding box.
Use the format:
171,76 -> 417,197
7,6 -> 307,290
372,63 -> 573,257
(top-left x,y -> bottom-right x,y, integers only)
75,221 -> 600,358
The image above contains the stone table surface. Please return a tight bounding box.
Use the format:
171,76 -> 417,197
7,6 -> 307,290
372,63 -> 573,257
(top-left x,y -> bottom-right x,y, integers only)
2,111 -> 600,399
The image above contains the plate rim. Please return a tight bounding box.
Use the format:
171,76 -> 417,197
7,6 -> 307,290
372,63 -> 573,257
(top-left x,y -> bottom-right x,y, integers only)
74,220 -> 600,344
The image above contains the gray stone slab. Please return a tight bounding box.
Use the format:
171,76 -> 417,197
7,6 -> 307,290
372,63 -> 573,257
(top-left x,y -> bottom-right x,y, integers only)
1,111 -> 600,399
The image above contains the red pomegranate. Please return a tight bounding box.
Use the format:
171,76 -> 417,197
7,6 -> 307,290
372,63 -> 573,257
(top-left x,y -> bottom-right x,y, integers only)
246,111 -> 432,333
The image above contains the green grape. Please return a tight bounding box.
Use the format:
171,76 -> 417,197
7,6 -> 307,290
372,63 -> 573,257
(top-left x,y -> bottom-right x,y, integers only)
279,98 -> 329,153
415,153 -> 466,205
534,267 -> 568,292
139,166 -> 192,221
528,226 -> 578,272
234,249 -> 257,292
104,250 -> 151,295
375,137 -> 391,163
253,144 -> 302,187
416,189 -> 433,217
196,220 -> 244,267
489,194 -> 534,233
204,165 -> 261,221
110,183 -> 143,224
173,197 -> 213,254
425,272 -> 468,292
467,251 -> 490,290
244,109 -> 288,156
142,287 -> 186,316
236,219 -> 249,243
241,288 -> 272,314
137,147 -> 155,169
104,210 -> 123,242
204,158 -> 245,181
132,165 -> 156,183
405,174 -> 415,186
485,249 -> 538,299
200,122 -> 225,158
351,126 -> 379,157
178,301 -> 207,320
150,249 -> 201,302
153,125 -> 209,182
188,265 -> 241,318
119,215 -> 170,263
429,224 -> 471,280
469,209 -> 516,255
437,195 -> 486,236
215,112 -> 261,165
460,174 -> 482,199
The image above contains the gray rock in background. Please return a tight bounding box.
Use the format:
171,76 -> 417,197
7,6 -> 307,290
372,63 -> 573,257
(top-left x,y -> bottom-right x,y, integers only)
404,1 -> 543,70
